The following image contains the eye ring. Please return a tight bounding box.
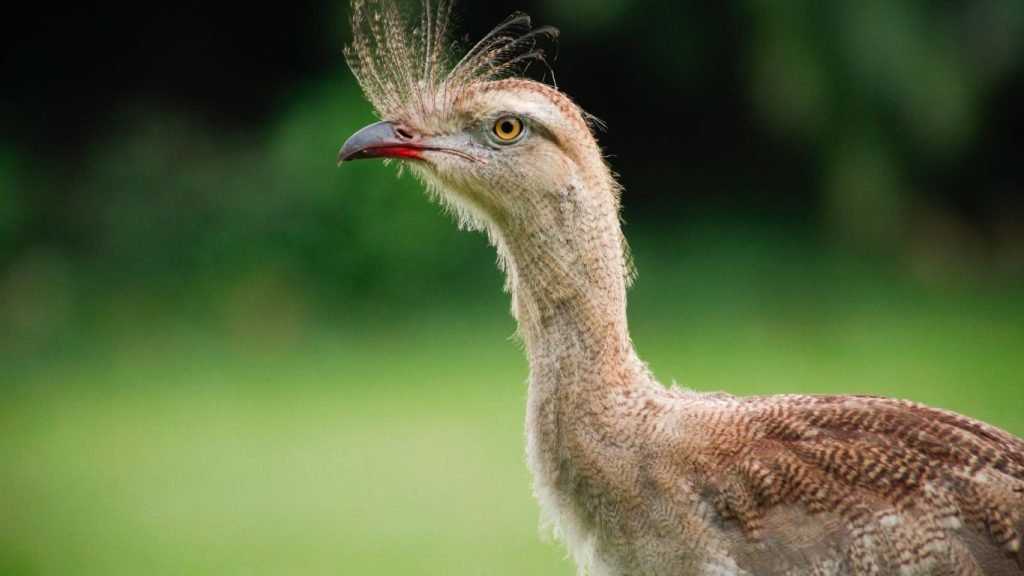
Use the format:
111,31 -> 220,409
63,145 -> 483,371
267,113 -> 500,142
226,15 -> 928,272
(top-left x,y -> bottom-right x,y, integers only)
492,116 -> 525,142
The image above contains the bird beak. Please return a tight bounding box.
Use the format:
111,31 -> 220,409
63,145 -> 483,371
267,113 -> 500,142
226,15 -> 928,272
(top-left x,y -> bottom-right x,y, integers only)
337,121 -> 426,165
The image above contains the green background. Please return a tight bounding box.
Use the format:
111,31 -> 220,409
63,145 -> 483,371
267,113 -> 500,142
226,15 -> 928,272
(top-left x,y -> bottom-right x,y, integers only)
2,0 -> 1023,574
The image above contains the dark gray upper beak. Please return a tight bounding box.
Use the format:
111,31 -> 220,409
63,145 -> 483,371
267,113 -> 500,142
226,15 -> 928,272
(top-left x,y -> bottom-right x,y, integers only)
337,121 -> 424,165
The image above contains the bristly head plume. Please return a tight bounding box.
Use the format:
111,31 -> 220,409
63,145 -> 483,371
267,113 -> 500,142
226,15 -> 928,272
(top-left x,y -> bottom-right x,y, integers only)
344,0 -> 558,133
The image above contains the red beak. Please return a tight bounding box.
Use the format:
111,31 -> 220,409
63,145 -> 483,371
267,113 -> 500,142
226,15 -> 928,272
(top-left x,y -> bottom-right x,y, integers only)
337,121 -> 425,165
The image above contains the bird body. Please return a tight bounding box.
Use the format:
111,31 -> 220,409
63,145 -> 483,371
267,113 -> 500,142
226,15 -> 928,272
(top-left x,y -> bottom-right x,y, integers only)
338,1 -> 1024,573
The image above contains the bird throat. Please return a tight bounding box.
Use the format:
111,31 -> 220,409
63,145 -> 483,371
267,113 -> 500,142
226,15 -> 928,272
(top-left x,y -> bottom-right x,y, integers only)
497,178 -> 640,413
493,179 -> 647,507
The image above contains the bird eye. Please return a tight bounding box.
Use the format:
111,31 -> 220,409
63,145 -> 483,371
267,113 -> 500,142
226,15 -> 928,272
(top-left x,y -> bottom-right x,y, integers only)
493,116 -> 524,142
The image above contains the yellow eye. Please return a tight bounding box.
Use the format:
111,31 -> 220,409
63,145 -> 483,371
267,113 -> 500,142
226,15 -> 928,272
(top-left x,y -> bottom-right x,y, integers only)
493,116 -> 524,141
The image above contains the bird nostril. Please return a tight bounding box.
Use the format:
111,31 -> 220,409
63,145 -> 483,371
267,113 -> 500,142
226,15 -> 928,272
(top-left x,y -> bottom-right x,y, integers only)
394,125 -> 416,140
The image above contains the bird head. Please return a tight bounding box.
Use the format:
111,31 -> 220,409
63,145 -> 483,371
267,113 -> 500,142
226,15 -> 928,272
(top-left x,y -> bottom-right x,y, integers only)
338,0 -> 616,233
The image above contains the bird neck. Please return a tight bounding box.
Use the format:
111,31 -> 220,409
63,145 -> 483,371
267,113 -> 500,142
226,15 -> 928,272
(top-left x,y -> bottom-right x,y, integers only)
494,170 -> 648,475
500,179 -> 635,377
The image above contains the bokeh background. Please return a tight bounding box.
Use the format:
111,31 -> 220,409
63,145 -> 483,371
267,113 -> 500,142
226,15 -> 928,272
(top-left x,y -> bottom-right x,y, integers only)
2,0 -> 1023,574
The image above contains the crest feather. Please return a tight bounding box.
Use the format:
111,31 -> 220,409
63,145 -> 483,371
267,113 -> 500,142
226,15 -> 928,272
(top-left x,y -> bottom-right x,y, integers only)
345,0 -> 558,131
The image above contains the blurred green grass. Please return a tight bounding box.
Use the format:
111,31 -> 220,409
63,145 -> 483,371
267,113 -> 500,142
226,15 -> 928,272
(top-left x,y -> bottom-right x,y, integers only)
1,309 -> 571,576
1,231 -> 1022,576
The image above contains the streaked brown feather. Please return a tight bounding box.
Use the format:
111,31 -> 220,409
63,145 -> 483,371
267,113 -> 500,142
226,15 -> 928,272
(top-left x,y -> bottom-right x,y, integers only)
690,394 -> 1024,573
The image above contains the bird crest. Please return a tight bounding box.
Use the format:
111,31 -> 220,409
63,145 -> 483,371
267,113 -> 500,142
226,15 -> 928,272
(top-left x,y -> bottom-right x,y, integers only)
344,0 -> 558,133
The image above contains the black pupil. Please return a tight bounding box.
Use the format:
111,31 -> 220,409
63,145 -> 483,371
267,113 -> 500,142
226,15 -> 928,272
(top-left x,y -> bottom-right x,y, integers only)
500,120 -> 515,135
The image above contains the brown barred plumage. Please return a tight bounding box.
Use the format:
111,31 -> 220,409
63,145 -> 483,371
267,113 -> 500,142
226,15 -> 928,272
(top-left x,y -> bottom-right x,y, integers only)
338,1 -> 1024,574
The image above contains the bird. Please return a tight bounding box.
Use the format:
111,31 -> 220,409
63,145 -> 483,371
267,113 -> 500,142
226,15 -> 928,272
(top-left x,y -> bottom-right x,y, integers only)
337,1 -> 1024,574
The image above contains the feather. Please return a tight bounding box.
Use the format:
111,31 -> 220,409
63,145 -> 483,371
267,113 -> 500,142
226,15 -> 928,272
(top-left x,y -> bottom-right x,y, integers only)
344,0 -> 557,132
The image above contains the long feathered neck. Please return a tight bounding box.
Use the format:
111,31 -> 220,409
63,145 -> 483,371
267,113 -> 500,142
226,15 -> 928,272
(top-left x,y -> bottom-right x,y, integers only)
486,151 -> 652,534
487,83 -> 640,391
490,147 -> 646,462
499,184 -> 634,370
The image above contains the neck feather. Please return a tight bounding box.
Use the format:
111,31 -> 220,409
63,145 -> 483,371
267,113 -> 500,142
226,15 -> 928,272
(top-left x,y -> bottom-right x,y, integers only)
488,162 -> 653,520
500,176 -> 633,368
485,159 -> 648,429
